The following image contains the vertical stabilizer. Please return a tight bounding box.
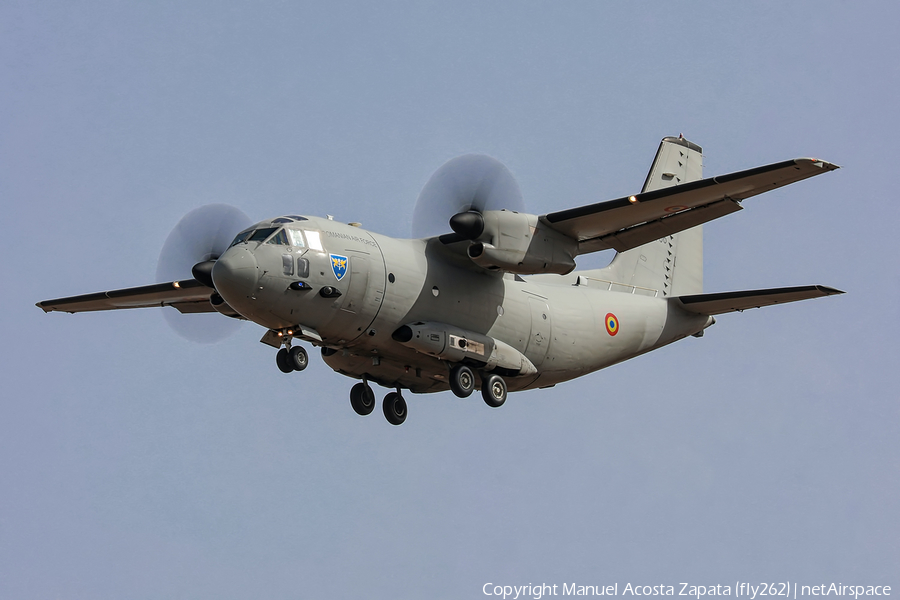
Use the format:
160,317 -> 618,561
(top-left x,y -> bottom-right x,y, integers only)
596,136 -> 704,296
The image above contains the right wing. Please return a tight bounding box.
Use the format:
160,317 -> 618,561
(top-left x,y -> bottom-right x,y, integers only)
542,157 -> 839,254
37,279 -> 218,314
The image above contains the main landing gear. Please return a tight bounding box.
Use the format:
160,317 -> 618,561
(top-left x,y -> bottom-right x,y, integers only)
481,373 -> 507,408
450,365 -> 507,408
382,390 -> 408,426
350,380 -> 407,426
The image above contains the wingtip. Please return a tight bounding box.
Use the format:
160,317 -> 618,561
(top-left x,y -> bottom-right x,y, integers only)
815,285 -> 845,296
796,157 -> 840,171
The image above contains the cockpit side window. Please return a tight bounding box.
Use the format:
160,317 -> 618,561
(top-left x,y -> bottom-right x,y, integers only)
266,229 -> 289,245
286,228 -> 305,248
248,227 -> 278,243
305,230 -> 325,251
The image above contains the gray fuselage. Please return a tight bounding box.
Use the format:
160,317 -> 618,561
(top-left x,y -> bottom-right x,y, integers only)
211,216 -> 710,394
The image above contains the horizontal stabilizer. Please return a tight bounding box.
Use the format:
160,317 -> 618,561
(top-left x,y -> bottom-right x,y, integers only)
36,280 -> 216,314
543,157 -> 839,255
676,285 -> 844,315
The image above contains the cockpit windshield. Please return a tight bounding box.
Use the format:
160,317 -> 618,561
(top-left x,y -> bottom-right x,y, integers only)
248,227 -> 278,243
230,225 -> 310,248
230,227 -> 278,247
265,229 -> 289,245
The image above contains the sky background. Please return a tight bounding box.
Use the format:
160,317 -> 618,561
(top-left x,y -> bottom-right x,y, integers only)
2,2 -> 897,598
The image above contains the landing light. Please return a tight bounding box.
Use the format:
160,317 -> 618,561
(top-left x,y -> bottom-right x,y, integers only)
173,281 -> 181,289
628,195 -> 638,204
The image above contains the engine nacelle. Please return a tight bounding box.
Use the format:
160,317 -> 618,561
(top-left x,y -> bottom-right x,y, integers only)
392,321 -> 537,377
451,209 -> 577,275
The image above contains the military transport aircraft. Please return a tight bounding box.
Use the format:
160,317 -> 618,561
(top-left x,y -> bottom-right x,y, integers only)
37,136 -> 842,425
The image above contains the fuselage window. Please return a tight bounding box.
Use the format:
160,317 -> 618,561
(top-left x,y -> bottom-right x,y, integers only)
266,229 -> 289,245
305,230 -> 325,252
286,228 -> 306,248
249,227 -> 278,243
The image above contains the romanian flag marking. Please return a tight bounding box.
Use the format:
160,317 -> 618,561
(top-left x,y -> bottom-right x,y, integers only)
605,313 -> 619,336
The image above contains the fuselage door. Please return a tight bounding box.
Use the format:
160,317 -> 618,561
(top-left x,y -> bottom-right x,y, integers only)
321,248 -> 386,344
343,254 -> 369,314
525,296 -> 551,367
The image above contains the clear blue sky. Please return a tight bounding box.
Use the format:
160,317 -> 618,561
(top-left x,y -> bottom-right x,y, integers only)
2,2 -> 897,598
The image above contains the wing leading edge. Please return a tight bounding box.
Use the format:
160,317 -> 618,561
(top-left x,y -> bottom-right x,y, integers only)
37,279 -> 217,314
542,157 -> 839,255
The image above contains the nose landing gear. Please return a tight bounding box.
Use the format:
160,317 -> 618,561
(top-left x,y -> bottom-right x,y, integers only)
288,346 -> 309,371
274,333 -> 309,373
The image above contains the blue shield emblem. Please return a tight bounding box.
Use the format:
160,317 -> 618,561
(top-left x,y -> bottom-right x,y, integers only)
330,254 -> 349,281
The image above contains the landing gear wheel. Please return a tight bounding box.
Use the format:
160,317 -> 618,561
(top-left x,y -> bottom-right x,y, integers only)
449,365 -> 475,398
482,374 -> 507,408
383,391 -> 407,426
288,346 -> 309,371
276,348 -> 293,373
350,382 -> 376,416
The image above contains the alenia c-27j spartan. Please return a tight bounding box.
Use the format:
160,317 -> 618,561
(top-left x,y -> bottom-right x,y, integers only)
38,136 -> 842,425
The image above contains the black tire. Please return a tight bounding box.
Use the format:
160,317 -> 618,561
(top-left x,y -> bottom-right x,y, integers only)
288,346 -> 309,371
481,374 -> 507,408
350,382 -> 376,416
383,391 -> 407,426
449,365 -> 475,398
276,348 -> 293,373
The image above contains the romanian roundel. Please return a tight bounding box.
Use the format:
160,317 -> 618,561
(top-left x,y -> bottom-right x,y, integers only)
605,313 -> 619,336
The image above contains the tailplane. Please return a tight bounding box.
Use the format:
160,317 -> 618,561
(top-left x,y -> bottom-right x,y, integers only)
676,285 -> 844,315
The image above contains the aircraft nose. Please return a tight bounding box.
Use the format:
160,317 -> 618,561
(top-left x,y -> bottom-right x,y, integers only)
212,246 -> 259,304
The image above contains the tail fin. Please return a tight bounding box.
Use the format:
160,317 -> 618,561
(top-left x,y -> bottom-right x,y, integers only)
596,136 -> 704,296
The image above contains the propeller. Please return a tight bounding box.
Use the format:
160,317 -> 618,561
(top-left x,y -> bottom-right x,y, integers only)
156,204 -> 252,343
411,154 -> 525,238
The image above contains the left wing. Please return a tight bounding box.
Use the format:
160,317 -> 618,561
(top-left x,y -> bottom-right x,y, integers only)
37,279 -> 217,314
542,158 -> 839,254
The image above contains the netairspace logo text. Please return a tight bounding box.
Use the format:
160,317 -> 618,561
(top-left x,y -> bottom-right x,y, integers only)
482,583 -> 892,600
